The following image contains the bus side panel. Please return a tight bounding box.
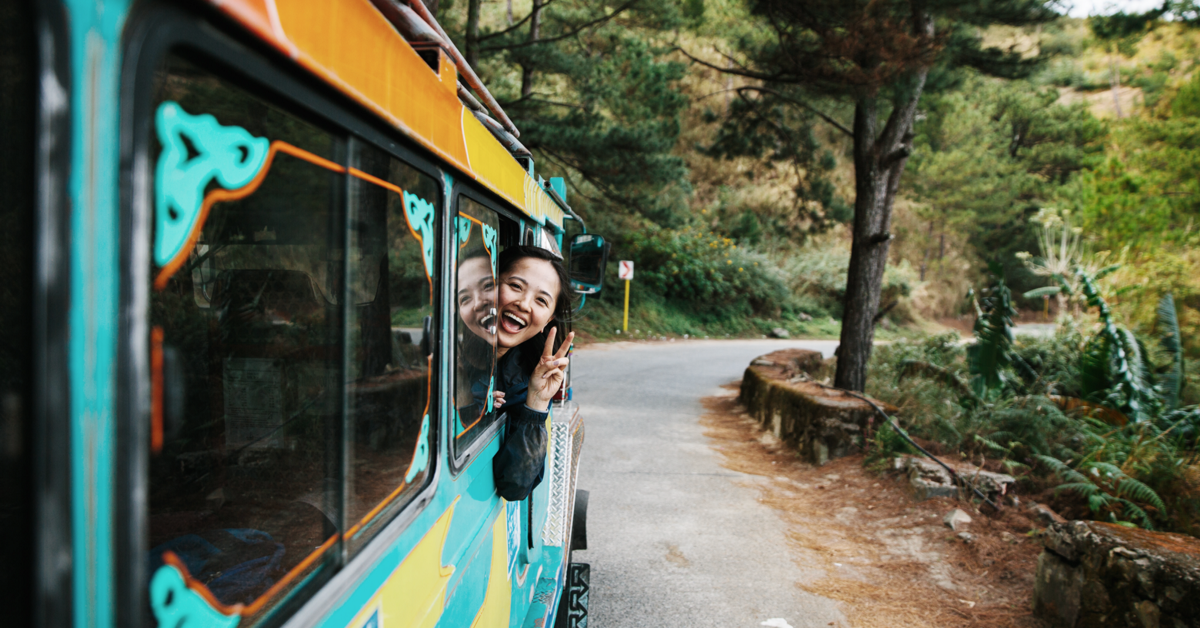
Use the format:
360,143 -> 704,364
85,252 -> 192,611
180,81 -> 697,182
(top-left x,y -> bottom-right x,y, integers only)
470,509 -> 514,627
66,2 -> 130,627
334,501 -> 458,628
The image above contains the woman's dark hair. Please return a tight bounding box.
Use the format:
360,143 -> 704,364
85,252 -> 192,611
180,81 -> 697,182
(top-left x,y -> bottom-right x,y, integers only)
498,245 -> 573,374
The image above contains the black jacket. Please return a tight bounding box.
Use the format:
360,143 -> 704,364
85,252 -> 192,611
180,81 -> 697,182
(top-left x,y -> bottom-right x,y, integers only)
492,346 -> 548,501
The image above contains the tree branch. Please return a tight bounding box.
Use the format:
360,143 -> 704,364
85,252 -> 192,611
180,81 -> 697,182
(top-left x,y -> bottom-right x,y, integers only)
675,46 -> 785,83
499,95 -> 586,110
480,0 -> 639,52
476,0 -> 556,42
735,86 -> 854,139
881,145 -> 911,168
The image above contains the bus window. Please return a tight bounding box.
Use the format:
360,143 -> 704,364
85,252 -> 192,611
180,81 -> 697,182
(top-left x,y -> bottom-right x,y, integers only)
345,141 -> 438,555
146,53 -> 344,624
452,196 -> 500,457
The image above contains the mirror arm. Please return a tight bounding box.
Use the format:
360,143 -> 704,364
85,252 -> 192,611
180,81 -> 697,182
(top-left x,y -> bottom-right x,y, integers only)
545,183 -> 585,234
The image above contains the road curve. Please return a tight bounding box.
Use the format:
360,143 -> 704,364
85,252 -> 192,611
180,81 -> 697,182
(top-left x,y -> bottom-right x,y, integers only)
571,339 -> 846,628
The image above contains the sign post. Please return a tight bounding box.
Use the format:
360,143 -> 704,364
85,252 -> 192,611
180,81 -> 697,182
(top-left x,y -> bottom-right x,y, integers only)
618,260 -> 634,332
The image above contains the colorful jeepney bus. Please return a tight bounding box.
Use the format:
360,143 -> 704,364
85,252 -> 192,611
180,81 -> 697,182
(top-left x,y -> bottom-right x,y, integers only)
1,0 -> 609,626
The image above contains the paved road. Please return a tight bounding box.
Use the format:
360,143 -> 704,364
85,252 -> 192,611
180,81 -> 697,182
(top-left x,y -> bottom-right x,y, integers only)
571,339 -> 846,628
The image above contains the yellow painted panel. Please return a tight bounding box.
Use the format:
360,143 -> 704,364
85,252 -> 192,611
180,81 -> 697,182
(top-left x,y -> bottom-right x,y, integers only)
469,511 -> 513,628
375,502 -> 457,628
461,110 -> 526,206
270,0 -> 471,171
213,0 -> 567,227
523,174 -> 565,228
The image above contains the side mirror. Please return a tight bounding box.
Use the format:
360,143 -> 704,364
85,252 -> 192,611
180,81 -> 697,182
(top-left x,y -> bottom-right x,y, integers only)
568,234 -> 609,295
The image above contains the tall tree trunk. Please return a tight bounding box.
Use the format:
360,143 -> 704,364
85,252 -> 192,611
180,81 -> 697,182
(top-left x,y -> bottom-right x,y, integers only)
724,58 -> 733,115
507,0 -> 514,25
1109,51 -> 1123,119
521,0 -> 544,97
466,0 -> 481,69
919,218 -> 933,281
835,13 -> 932,392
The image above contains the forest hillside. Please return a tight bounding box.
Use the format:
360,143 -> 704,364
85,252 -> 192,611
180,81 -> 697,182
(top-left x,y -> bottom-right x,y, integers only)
438,1 -> 1198,347
434,0 -> 1200,538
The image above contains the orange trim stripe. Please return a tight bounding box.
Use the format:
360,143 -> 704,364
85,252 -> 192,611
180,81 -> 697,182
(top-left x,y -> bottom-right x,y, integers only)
154,140 -> 346,291
163,530 -> 341,618
348,167 -> 402,194
348,166 -> 434,286
346,480 -> 408,539
348,354 -> 433,539
150,327 -> 164,454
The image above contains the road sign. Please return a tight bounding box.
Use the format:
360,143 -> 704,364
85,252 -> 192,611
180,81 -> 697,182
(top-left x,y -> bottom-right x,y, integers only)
619,260 -> 634,332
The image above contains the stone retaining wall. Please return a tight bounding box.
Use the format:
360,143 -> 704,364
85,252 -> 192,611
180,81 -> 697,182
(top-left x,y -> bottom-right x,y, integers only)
739,349 -> 895,465
1034,520 -> 1200,627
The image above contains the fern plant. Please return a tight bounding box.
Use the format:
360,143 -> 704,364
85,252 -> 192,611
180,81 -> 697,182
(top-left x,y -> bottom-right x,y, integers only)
967,264 -> 1033,399
1077,267 -> 1160,422
1157,293 -> 1185,410
1035,454 -> 1166,529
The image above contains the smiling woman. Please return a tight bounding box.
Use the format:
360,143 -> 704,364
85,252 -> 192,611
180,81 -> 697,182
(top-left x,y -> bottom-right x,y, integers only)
491,247 -> 574,502
452,196 -> 500,454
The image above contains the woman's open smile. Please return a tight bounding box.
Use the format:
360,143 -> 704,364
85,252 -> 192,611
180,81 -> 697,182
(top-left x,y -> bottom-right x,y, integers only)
497,257 -> 561,356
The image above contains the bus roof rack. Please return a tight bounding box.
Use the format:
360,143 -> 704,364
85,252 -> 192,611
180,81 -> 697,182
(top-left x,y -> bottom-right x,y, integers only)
370,0 -> 521,139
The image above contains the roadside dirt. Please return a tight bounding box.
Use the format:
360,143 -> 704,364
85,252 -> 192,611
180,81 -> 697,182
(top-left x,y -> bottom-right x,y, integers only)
701,384 -> 1049,628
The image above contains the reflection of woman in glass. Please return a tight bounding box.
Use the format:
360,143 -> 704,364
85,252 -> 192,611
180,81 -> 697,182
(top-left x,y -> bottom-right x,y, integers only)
455,247 -> 497,427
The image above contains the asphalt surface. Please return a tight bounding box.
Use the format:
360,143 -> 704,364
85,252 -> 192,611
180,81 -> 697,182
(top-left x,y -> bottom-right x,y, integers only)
571,339 -> 847,628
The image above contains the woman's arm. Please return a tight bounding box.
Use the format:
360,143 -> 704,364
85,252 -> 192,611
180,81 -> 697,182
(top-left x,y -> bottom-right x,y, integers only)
525,329 -> 574,412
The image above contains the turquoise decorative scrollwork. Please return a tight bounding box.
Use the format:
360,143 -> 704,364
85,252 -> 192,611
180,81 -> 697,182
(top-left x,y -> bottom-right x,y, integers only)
456,216 -> 473,247
149,560 -> 241,628
481,223 -> 498,273
403,190 -> 436,277
154,101 -> 269,267
404,413 -> 431,483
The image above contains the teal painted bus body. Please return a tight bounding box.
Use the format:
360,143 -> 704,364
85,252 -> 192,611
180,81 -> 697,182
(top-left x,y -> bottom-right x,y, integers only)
27,1 -> 592,627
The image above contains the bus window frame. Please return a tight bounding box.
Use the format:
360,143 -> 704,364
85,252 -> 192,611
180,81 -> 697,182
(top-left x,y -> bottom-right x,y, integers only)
118,4 -> 451,625
446,184 -> 521,476
31,1 -> 75,626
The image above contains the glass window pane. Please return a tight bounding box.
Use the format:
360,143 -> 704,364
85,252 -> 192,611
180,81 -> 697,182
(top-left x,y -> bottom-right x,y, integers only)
146,54 -> 343,626
345,142 -> 438,554
453,197 -> 500,455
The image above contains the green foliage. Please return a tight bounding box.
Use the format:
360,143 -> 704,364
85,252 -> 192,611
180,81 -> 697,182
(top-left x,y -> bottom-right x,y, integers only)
779,240 -> 916,321
865,420 -> 917,470
1172,70 -> 1200,117
1157,294 -> 1186,409
701,91 -> 849,231
450,0 -> 693,225
1035,454 -> 1165,529
611,222 -> 794,317
908,78 -> 1104,299
1077,268 -> 1160,421
967,265 -> 1025,397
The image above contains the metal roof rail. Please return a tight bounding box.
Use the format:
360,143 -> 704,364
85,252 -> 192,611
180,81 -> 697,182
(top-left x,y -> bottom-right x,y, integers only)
390,0 -> 521,139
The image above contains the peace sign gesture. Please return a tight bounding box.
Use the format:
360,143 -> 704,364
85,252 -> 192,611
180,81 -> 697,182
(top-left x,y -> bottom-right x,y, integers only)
526,328 -> 574,412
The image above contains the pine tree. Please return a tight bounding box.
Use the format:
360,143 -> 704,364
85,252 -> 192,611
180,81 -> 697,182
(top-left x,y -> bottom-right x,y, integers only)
447,0 -> 692,224
690,0 -> 1060,391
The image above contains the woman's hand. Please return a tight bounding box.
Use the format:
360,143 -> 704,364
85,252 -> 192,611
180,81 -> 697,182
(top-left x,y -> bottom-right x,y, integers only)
526,329 -> 574,412
493,390 -> 505,410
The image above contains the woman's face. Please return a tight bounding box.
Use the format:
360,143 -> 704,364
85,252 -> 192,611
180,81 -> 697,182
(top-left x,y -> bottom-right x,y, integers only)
497,257 -> 560,352
457,256 -> 496,343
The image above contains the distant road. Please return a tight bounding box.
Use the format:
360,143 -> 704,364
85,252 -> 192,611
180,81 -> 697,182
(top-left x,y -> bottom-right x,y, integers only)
571,340 -> 845,628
